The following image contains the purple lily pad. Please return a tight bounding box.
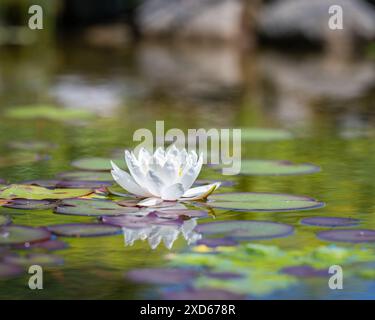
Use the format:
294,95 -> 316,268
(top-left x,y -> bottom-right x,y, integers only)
47,223 -> 121,237
151,210 -> 208,219
0,226 -> 51,245
0,215 -> 11,226
3,253 -> 64,266
282,265 -> 328,278
204,271 -> 244,280
54,199 -> 140,217
301,217 -> 360,227
196,238 -> 238,247
102,213 -> 183,229
126,268 -> 196,285
4,199 -> 55,210
163,289 -> 246,300
14,239 -> 68,251
195,220 -> 294,240
318,229 -> 375,243
23,180 -> 113,189
0,263 -> 23,279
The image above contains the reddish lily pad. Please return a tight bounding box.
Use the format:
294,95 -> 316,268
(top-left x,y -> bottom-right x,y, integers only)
207,192 -> 324,212
0,226 -> 51,245
0,215 -> 11,226
4,199 -> 55,210
196,238 -> 238,247
301,217 -> 360,227
318,229 -> 375,243
163,289 -> 246,300
282,265 -> 327,278
57,171 -> 113,181
126,268 -> 196,285
3,253 -> 64,266
0,263 -> 23,279
14,239 -> 68,251
195,220 -> 294,240
54,199 -> 139,217
151,210 -> 208,219
0,184 -> 92,200
47,223 -> 121,237
102,213 -> 183,228
23,180 -> 113,189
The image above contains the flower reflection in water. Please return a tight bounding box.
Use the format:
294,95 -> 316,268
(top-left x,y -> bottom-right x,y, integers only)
122,218 -> 201,250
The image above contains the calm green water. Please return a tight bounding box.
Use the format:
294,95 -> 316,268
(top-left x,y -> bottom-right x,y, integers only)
0,41 -> 375,299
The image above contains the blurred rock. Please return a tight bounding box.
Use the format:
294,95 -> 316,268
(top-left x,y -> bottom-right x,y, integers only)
137,0 -> 245,42
137,42 -> 244,99
260,0 -> 375,41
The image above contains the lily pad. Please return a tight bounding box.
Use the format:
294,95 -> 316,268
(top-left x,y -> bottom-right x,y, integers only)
57,171 -> 113,182
0,226 -> 51,245
4,199 -> 55,210
195,220 -> 294,240
301,217 -> 360,227
71,157 -> 123,171
23,179 -> 113,189
3,253 -> 64,266
196,238 -> 238,247
151,209 -> 208,219
206,192 -> 324,212
241,128 -> 293,141
47,223 -> 121,237
54,199 -> 139,216
102,213 -> 183,228
194,180 -> 236,187
8,140 -> 56,151
317,229 -> 375,243
0,184 -> 92,200
0,216 -> 11,226
282,265 -> 327,278
238,160 -> 320,176
0,263 -> 23,279
4,105 -> 95,121
162,288 -> 246,300
126,268 -> 196,285
14,239 -> 67,251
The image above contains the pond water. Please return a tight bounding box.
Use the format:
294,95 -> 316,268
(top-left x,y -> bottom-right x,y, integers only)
0,41 -> 375,299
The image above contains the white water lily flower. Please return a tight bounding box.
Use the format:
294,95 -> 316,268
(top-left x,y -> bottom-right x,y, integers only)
111,146 -> 220,203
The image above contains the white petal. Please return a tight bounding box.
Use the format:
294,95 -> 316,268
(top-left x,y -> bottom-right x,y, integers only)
124,151 -> 152,194
160,183 -> 185,201
137,197 -> 163,207
179,154 -> 203,191
182,182 -> 221,200
110,161 -> 151,197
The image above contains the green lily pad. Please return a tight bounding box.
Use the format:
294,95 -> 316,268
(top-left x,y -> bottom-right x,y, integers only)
57,171 -> 113,181
4,105 -> 95,121
238,160 -> 320,176
0,153 -> 48,168
4,199 -> 55,210
54,199 -> 139,216
71,157 -> 123,171
0,226 -> 51,245
0,184 -> 92,200
196,220 -> 294,240
47,223 -> 121,237
206,192 -> 324,212
241,128 -> 293,141
0,216 -> 11,226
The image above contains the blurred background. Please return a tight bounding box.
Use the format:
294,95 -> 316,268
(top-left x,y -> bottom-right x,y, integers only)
1,0 -> 375,300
